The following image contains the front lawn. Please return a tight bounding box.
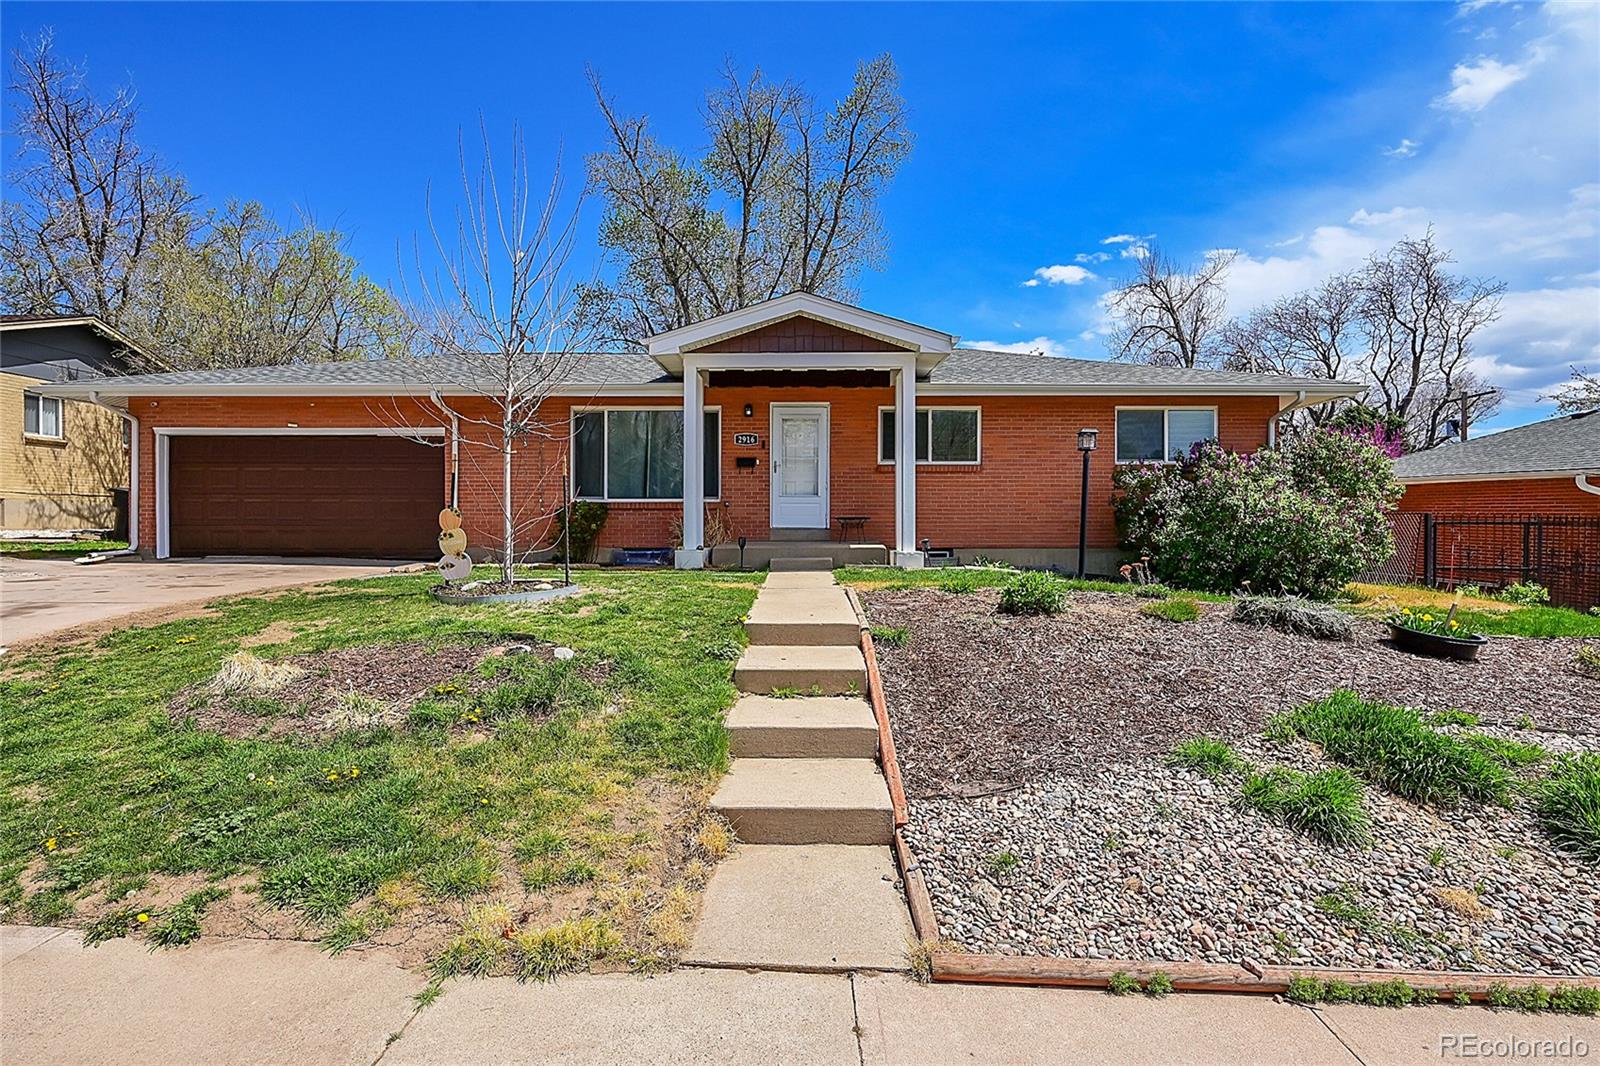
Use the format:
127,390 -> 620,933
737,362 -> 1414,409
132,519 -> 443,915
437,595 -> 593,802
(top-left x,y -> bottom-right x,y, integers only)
0,568 -> 759,981
857,582 -> 1600,979
0,539 -> 127,558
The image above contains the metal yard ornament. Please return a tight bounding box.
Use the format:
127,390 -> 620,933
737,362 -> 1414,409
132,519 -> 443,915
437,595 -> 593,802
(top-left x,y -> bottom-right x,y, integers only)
436,507 -> 470,583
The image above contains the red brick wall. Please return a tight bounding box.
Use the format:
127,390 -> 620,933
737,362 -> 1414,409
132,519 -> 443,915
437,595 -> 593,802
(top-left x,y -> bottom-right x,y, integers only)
129,391 -> 1280,556
1397,477 -> 1600,516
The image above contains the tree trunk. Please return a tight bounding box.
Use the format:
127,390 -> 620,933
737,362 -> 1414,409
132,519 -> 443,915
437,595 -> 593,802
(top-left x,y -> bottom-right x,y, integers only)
502,433 -> 515,585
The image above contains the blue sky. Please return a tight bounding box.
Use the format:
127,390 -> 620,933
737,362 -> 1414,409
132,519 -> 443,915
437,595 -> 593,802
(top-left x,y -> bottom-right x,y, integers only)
3,1 -> 1596,430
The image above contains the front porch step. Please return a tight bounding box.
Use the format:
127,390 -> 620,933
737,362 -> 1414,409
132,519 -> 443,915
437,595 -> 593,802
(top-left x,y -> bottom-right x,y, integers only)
710,758 -> 894,845
727,695 -> 879,759
767,527 -> 832,542
744,586 -> 861,646
768,557 -> 834,572
705,542 -> 889,569
734,645 -> 867,695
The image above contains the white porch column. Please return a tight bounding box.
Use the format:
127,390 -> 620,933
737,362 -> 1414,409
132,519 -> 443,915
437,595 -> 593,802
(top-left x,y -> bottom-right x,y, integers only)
676,360 -> 707,569
893,360 -> 924,568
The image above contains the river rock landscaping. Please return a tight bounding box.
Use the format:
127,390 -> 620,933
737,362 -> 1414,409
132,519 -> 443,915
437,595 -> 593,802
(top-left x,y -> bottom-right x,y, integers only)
863,584 -> 1600,978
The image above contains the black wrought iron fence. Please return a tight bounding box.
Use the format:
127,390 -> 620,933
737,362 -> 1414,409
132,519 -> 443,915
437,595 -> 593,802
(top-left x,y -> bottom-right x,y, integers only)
1359,512 -> 1600,611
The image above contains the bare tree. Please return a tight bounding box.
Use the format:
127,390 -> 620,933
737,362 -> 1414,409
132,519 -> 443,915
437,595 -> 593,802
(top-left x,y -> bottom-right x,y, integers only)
1357,231 -> 1504,449
1104,245 -> 1236,368
389,125 -> 594,586
584,55 -> 911,345
1215,272 -> 1363,425
0,32 -> 193,359
1546,366 -> 1600,415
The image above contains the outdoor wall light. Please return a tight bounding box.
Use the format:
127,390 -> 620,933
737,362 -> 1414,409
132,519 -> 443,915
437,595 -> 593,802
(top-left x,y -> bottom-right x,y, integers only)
743,403 -> 754,417
1075,427 -> 1098,578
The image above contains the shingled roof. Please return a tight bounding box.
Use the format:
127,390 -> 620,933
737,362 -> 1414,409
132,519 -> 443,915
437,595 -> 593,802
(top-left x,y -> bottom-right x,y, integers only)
1391,411 -> 1600,481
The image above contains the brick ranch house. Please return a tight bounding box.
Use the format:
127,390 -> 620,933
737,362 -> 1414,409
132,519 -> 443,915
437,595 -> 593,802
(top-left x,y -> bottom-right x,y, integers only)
41,293 -> 1360,570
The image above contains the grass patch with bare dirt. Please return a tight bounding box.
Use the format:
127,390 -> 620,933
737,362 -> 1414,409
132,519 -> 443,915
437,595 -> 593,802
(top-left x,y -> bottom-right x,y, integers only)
0,568 -> 760,977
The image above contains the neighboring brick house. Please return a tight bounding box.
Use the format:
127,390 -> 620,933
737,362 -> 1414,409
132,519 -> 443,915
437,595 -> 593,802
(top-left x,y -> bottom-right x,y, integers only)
1388,411 -> 1600,608
40,293 -> 1357,569
0,315 -> 148,532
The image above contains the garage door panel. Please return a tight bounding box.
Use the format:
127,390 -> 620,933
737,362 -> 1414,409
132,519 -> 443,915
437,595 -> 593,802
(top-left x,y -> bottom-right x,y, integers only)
169,435 -> 443,558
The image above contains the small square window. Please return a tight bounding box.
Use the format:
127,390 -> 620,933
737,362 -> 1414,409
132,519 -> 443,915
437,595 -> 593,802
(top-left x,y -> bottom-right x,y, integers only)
24,394 -> 63,439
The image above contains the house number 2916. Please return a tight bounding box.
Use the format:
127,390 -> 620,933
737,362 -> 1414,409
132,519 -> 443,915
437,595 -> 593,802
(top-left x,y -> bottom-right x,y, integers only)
733,433 -> 760,446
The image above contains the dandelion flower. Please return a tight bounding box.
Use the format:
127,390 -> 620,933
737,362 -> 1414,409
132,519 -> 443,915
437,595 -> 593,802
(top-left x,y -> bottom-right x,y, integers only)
136,913 -> 149,923
44,837 -> 57,851
1422,613 -> 1434,622
349,768 -> 360,778
327,773 -> 339,781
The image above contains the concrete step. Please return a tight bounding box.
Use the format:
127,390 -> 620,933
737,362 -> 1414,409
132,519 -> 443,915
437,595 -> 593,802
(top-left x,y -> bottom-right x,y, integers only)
767,527 -> 832,542
734,645 -> 867,696
685,845 -> 913,972
768,557 -> 835,572
744,586 -> 860,646
707,542 -> 889,569
710,758 -> 894,845
727,695 -> 879,759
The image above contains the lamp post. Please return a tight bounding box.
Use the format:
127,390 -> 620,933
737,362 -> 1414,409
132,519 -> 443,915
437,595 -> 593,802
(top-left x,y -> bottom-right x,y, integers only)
1075,428 -> 1098,578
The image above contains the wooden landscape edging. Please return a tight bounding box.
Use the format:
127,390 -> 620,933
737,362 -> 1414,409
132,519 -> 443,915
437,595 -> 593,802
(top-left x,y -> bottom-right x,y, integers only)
842,580 -> 1600,1003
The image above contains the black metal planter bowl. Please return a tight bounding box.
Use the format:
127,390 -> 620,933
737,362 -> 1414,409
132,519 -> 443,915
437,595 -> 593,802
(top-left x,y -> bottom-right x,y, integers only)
1387,623 -> 1487,662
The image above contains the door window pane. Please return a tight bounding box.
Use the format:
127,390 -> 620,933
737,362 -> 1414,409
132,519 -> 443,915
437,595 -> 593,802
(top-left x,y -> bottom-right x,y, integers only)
1167,409 -> 1216,461
929,409 -> 978,462
780,415 -> 820,496
1115,409 -> 1165,462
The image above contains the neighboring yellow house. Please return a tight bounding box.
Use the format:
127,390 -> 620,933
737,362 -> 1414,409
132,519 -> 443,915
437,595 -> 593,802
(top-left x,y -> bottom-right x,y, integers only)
0,315 -> 145,532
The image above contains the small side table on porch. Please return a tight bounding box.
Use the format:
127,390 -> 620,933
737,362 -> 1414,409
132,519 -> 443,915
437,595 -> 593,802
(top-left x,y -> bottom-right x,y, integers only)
835,515 -> 869,542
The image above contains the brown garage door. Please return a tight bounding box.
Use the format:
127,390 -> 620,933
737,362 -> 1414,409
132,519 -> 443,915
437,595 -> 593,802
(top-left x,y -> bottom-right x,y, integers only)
169,435 -> 444,558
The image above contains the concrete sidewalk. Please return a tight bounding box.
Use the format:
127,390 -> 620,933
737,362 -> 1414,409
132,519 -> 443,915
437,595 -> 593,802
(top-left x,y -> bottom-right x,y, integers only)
6,926 -> 1596,1065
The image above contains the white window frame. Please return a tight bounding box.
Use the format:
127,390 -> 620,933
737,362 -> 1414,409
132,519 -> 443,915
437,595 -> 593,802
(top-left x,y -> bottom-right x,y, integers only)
23,393 -> 65,441
876,405 -> 982,466
1113,405 -> 1219,464
571,405 -> 721,503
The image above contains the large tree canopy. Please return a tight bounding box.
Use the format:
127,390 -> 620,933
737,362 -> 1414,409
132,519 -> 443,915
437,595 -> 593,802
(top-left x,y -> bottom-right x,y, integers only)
583,55 -> 912,346
1,34 -> 408,370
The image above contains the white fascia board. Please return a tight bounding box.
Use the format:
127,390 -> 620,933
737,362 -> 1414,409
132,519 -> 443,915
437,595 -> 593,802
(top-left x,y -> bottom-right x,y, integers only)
686,351 -> 917,372
646,292 -> 957,356
1397,469 -> 1599,485
36,382 -> 684,400
917,383 -> 1363,399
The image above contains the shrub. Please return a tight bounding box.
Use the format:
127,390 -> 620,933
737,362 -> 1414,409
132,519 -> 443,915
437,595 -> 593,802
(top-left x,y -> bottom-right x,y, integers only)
1168,736 -> 1242,778
1111,430 -> 1401,599
1146,971 -> 1175,997
553,501 -> 608,562
1535,754 -> 1600,861
1273,690 -> 1510,806
998,570 -> 1066,616
1239,767 -> 1370,847
1232,596 -> 1353,641
1107,971 -> 1141,995
1140,598 -> 1199,622
1499,581 -> 1550,606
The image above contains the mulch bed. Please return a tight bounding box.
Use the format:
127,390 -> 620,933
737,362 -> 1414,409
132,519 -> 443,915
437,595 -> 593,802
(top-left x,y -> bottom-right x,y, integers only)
172,640 -> 513,738
864,588 -> 1599,799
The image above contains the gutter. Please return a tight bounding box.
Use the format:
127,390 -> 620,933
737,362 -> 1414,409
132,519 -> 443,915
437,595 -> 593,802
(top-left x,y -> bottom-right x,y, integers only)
74,390 -> 140,564
1577,474 -> 1600,498
1269,389 -> 1310,448
429,391 -> 462,509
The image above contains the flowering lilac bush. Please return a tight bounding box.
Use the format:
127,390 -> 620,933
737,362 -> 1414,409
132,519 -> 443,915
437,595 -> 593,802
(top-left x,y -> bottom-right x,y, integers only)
1112,430 -> 1401,599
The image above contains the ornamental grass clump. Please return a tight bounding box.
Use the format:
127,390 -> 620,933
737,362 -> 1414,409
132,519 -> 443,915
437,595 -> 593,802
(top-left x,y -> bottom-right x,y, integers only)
1238,766 -> 1370,847
1232,596 -> 1353,641
1535,754 -> 1600,861
997,570 -> 1066,616
1273,691 -> 1510,806
1168,736 -> 1243,778
1139,597 -> 1199,623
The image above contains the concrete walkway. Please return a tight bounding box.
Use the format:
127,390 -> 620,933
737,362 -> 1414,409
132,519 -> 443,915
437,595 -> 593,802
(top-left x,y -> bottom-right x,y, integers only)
692,570 -> 911,972
0,556 -> 404,648
6,926 -> 1594,1065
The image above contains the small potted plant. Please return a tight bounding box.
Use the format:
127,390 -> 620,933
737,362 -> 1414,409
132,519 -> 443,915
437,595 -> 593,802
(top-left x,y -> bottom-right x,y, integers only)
1386,598 -> 1487,662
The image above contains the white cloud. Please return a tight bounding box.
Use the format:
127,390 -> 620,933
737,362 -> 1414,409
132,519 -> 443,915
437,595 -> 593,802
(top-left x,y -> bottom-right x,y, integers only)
1027,264 -> 1096,287
1100,233 -> 1144,245
1384,138 -> 1422,158
1074,251 -> 1112,264
1470,286 -> 1600,405
1436,56 -> 1531,111
968,336 -> 1071,359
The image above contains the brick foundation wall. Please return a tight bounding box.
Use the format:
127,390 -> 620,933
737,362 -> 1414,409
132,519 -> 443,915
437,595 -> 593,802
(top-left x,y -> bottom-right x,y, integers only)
129,391 -> 1280,557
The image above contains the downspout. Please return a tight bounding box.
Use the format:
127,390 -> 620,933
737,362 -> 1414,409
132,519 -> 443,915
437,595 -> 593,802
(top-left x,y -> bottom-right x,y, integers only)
75,390 -> 141,564
429,391 -> 461,510
1270,390 -> 1309,449
1577,474 -> 1600,498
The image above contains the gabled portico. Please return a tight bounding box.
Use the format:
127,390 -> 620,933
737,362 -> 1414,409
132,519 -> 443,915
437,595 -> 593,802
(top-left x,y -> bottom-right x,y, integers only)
646,293 -> 958,570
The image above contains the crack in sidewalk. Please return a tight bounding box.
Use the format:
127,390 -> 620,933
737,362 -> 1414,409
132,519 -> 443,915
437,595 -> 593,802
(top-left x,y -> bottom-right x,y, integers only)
1308,1005 -> 1369,1066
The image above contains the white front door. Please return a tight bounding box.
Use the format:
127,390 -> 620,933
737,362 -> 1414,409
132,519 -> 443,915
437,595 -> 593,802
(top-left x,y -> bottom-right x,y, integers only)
770,405 -> 829,529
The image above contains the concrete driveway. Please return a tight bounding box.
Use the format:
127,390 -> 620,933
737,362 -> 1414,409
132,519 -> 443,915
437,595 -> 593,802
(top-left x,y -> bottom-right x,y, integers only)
0,556 -> 406,648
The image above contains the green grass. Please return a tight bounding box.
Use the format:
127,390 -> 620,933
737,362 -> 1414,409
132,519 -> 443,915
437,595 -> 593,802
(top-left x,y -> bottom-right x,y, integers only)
0,569 -> 760,965
1446,607 -> 1600,638
0,539 -> 127,557
1271,690 -> 1511,807
1238,767 -> 1370,846
1139,598 -> 1200,623
1535,754 -> 1600,861
835,567 -> 1232,602
1462,734 -> 1548,769
997,571 -> 1067,616
1167,736 -> 1242,778
869,625 -> 909,647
